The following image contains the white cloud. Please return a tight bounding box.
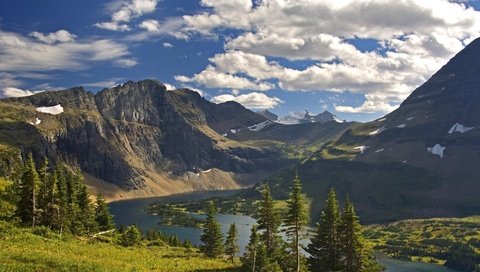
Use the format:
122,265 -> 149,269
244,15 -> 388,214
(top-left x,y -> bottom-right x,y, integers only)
175,65 -> 273,91
29,30 -> 76,44
163,83 -> 176,90
163,42 -> 173,48
115,58 -> 138,67
82,78 -> 124,88
0,87 -> 44,98
0,29 -> 131,72
175,0 -> 480,114
211,92 -> 283,109
139,19 -> 161,32
94,22 -> 131,31
95,0 -> 160,31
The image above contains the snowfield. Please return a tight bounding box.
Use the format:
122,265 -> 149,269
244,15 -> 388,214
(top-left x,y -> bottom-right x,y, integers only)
397,124 -> 406,128
427,144 -> 445,158
369,126 -> 386,135
36,104 -> 64,115
354,146 -> 368,154
448,123 -> 474,134
248,120 -> 273,131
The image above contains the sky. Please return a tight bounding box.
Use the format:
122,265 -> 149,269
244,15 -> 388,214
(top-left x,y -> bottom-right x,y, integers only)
1,0 -> 480,122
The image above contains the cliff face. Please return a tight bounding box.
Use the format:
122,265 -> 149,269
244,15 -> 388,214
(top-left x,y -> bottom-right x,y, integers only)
0,80 -> 290,192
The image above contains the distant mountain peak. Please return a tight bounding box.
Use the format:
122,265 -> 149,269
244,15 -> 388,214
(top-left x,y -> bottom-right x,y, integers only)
256,109 -> 279,121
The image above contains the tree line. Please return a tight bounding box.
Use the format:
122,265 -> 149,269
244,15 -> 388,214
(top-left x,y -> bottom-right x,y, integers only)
200,172 -> 384,272
14,154 -> 114,235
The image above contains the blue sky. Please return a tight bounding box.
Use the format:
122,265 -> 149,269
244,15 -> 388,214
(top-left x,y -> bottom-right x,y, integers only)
1,0 -> 480,122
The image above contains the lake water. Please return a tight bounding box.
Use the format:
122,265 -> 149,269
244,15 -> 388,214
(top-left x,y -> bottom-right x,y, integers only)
109,190 -> 459,272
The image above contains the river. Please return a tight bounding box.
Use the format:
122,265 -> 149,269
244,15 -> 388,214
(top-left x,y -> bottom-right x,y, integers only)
109,190 -> 460,272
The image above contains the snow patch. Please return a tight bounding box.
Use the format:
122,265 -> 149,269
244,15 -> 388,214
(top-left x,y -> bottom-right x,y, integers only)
230,129 -> 237,134
368,126 -> 386,135
222,133 -> 228,137
377,118 -> 386,122
28,117 -> 42,126
427,144 -> 445,158
407,117 -> 414,121
202,169 -> 212,173
374,148 -> 384,153
333,116 -> 345,123
397,124 -> 406,128
448,123 -> 474,134
36,104 -> 64,115
353,146 -> 368,154
248,120 -> 273,132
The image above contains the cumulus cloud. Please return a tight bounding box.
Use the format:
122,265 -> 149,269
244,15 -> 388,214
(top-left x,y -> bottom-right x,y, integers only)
139,19 -> 161,32
29,30 -> 76,44
0,87 -> 44,98
163,83 -> 176,90
211,92 -> 283,109
175,0 -> 480,114
115,58 -> 138,68
95,0 -> 160,31
162,42 -> 173,48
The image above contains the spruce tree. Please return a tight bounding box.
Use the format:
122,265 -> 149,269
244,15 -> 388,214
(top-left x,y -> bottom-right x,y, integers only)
55,164 -> 69,233
119,225 -> 142,247
44,169 -> 59,228
37,157 -> 49,219
242,225 -> 259,272
200,201 -> 224,258
76,181 -> 97,234
284,171 -> 309,272
257,184 -> 280,253
307,188 -> 341,272
95,194 -> 115,231
225,222 -> 239,263
16,154 -> 40,227
339,197 -> 383,272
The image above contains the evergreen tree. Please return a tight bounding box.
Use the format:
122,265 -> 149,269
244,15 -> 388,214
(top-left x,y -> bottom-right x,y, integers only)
76,181 -> 97,234
119,225 -> 142,247
43,169 -> 59,228
16,154 -> 40,227
225,222 -> 239,263
284,171 -> 309,272
339,197 -> 383,272
55,164 -> 69,233
307,188 -> 342,272
242,225 -> 259,272
200,201 -> 224,258
95,194 -> 115,231
257,184 -> 280,253
37,157 -> 49,219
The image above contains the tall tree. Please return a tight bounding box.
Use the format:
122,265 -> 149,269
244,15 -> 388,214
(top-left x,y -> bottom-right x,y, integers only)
55,164 -> 69,233
242,225 -> 259,272
200,201 -> 224,258
95,194 -> 114,231
307,188 -> 341,272
225,222 -> 239,263
76,181 -> 97,234
284,171 -> 309,272
339,197 -> 383,272
257,184 -> 280,253
37,157 -> 49,218
16,154 -> 40,227
43,169 -> 59,228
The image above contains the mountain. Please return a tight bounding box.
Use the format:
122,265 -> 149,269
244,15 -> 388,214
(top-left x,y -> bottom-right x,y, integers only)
277,110 -> 345,124
256,110 -> 278,121
0,80 -> 350,200
259,38 -> 480,223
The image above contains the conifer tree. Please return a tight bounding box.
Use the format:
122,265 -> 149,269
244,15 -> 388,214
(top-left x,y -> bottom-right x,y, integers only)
225,222 -> 239,263
242,225 -> 259,272
257,184 -> 280,253
37,157 -> 49,217
119,225 -> 142,247
200,201 -> 224,258
43,169 -> 59,228
307,188 -> 341,272
76,181 -> 96,234
284,171 -> 309,272
54,164 -> 69,233
339,197 -> 383,272
16,154 -> 40,227
95,194 -> 114,231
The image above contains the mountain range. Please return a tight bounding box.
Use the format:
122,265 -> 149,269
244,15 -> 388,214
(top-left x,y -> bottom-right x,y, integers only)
1,38 -> 480,223
0,80 -> 351,200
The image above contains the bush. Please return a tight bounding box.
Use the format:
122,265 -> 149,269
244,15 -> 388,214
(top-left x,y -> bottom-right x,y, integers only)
118,225 -> 142,247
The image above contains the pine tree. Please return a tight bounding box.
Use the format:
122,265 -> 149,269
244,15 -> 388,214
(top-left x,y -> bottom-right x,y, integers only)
44,169 -> 59,228
76,180 -> 97,234
37,157 -> 49,220
242,225 -> 259,272
284,171 -> 309,272
200,201 -> 224,258
307,188 -> 342,272
339,197 -> 383,272
119,225 -> 142,247
257,184 -> 280,253
225,222 -> 239,263
16,154 -> 40,227
55,164 -> 69,234
95,194 -> 115,231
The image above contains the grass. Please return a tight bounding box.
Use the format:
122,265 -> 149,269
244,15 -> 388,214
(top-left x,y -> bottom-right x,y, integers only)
0,221 -> 241,272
